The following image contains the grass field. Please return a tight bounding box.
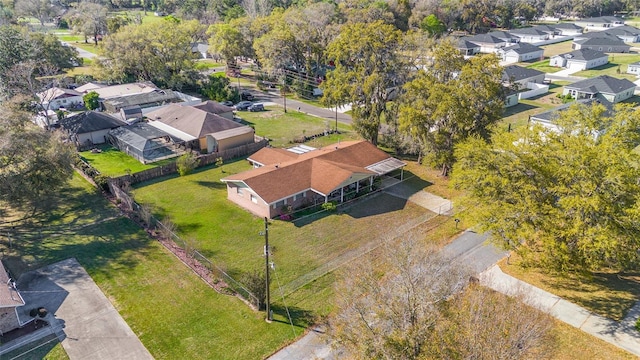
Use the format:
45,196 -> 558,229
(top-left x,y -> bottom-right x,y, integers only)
541,40 -> 575,57
526,59 -> 563,73
500,255 -> 640,321
1,174 -> 305,360
237,106 -> 360,148
501,81 -> 571,129
79,145 -> 175,177
573,53 -> 640,81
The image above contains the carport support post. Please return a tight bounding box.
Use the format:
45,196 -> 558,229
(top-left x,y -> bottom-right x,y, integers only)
264,217 -> 272,322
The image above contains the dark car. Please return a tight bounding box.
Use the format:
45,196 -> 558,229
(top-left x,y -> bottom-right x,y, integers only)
240,91 -> 254,101
220,101 -> 234,107
248,103 -> 264,112
234,101 -> 253,111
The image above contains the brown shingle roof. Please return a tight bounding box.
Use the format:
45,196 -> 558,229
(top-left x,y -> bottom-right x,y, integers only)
189,100 -> 234,115
146,104 -> 244,138
223,141 -> 401,203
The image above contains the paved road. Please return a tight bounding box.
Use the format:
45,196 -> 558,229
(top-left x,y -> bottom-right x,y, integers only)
268,229 -> 508,360
61,41 -> 97,59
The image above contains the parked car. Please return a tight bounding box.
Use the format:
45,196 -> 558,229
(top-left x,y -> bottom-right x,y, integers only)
240,91 -> 254,101
248,103 -> 265,112
234,101 -> 253,111
220,101 -> 234,106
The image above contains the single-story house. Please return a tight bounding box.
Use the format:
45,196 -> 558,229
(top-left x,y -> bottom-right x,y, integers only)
77,81 -> 159,100
603,25 -> 640,43
457,39 -> 481,56
504,87 -> 519,107
562,75 -> 636,103
508,27 -> 550,43
627,61 -> 640,75
549,49 -> 609,71
530,98 -> 614,133
108,122 -> 182,164
487,30 -> 520,44
463,33 -> 509,53
146,103 -> 255,153
532,24 -> 559,37
552,23 -> 584,36
0,263 -> 25,335
75,82 -> 104,93
572,37 -> 631,52
502,65 -> 546,88
575,16 -> 624,31
102,89 -> 181,113
60,111 -> 127,147
497,42 -> 544,63
188,101 -> 235,121
221,141 -> 406,218
36,87 -> 83,110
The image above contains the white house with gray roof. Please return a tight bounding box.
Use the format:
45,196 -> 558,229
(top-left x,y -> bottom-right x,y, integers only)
509,27 -> 550,43
502,65 -> 545,87
603,25 -> 640,43
549,49 -> 609,71
627,61 -> 640,75
552,23 -> 584,36
575,16 -> 624,31
562,75 -> 636,103
497,42 -> 544,63
573,36 -> 631,53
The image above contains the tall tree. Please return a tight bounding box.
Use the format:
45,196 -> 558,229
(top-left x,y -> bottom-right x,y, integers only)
452,102 -> 640,272
398,40 -> 504,175
331,238 -> 552,359
0,97 -> 75,217
14,0 -> 58,26
66,2 -> 108,45
322,20 -> 408,145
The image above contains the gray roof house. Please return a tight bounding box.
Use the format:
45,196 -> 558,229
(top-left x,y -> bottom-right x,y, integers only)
562,75 -> 636,103
509,27 -> 550,43
575,16 -> 625,30
552,23 -> 584,35
627,61 -> 640,75
463,34 -> 507,53
532,25 -> 559,36
60,111 -> 127,147
549,49 -> 609,71
573,36 -> 631,53
457,39 -> 481,56
108,122 -> 182,164
497,42 -> 544,63
530,99 -> 615,133
191,42 -> 210,59
502,65 -> 546,87
102,89 -> 181,113
603,25 -> 640,43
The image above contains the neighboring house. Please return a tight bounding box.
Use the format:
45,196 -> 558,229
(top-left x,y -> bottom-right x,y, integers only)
575,16 -> 624,30
497,42 -> 544,63
0,263 -> 25,335
191,42 -> 210,59
77,81 -> 159,100
188,101 -> 235,121
552,23 -> 584,36
627,61 -> 640,75
108,122 -> 183,164
146,103 -> 254,153
603,25 -> 640,43
74,82 -> 104,93
220,141 -> 406,218
487,30 -> 520,44
562,75 -> 636,103
102,89 -> 181,113
60,111 -> 127,147
457,39 -> 481,56
532,24 -> 559,37
508,27 -> 550,43
463,33 -> 508,53
572,36 -> 631,52
502,65 -> 546,88
504,87 -> 519,107
530,98 -> 614,133
549,49 -> 609,71
36,87 -> 83,110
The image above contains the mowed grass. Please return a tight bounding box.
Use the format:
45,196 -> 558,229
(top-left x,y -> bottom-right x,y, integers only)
132,159 -> 430,287
501,81 -> 571,129
79,144 -> 175,177
1,174 -> 305,360
574,53 -> 640,80
526,59 -> 563,73
499,255 -> 640,321
541,40 -> 575,57
549,320 -> 637,359
238,106 -> 360,148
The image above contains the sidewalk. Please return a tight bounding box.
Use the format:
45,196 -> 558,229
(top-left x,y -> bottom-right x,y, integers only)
480,265 -> 640,357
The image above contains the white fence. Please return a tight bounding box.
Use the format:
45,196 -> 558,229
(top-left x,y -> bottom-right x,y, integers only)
519,83 -> 549,100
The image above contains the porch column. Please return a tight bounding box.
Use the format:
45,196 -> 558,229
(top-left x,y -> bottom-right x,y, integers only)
324,195 -> 328,203
356,181 -> 359,193
401,168 -> 404,181
340,187 -> 344,202
369,176 -> 373,191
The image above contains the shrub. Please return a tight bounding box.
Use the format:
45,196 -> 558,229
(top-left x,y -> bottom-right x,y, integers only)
176,153 -> 199,176
94,174 -> 109,191
321,201 -> 337,212
83,91 -> 100,110
241,269 -> 269,311
636,318 -> 640,332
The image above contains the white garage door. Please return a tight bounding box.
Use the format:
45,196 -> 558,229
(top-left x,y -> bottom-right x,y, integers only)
567,62 -> 585,72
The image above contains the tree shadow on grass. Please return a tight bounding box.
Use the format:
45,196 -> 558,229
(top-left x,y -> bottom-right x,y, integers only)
193,180 -> 227,190
270,304 -> 317,328
503,102 -> 539,116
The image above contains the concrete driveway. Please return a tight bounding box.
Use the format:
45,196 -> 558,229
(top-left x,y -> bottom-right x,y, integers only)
16,258 -> 153,360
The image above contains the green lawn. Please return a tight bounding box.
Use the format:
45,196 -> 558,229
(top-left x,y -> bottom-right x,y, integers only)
573,53 -> 640,81
1,174 -> 305,360
541,40 -> 575,57
79,145 -> 175,177
195,59 -> 226,70
526,59 -> 562,73
237,106 -> 360,148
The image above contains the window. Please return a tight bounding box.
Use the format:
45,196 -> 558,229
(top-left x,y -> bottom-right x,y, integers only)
293,195 -> 297,201
283,198 -> 287,205
62,99 -> 67,103
302,192 -> 306,198
250,194 -> 258,204
237,188 -> 244,196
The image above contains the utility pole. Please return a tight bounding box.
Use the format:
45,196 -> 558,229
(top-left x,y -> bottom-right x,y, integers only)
335,103 -> 338,132
263,217 -> 272,322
